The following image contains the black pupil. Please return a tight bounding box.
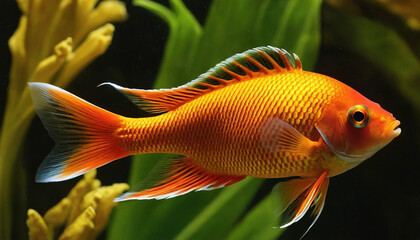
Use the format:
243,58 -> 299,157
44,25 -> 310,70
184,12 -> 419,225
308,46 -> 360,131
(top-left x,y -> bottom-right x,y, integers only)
353,111 -> 365,122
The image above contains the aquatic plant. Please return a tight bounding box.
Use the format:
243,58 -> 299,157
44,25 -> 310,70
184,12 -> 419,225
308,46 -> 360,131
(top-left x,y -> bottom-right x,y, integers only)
26,170 -> 128,240
0,0 -> 127,239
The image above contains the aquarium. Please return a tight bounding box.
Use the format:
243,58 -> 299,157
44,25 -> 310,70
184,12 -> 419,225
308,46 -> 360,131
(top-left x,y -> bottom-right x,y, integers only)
0,0 -> 419,239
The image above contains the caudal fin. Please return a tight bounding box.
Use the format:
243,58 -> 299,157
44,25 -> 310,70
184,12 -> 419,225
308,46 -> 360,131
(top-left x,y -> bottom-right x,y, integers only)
29,83 -> 129,182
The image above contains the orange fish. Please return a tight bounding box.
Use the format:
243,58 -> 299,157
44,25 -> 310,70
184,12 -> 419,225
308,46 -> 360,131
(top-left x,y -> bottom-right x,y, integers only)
29,46 -> 400,230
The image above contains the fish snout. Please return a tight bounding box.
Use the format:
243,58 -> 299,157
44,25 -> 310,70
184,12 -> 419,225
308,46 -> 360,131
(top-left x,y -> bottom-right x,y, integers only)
387,120 -> 401,139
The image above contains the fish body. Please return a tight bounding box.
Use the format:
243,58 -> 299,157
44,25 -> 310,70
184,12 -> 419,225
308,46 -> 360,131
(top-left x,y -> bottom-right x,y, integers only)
29,46 -> 400,230
121,70 -> 349,178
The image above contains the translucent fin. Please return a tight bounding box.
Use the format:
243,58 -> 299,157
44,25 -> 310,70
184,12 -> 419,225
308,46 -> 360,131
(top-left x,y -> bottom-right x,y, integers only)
101,46 -> 302,114
301,176 -> 329,239
28,83 -> 129,182
272,172 -> 329,229
115,156 -> 245,201
260,118 -> 316,154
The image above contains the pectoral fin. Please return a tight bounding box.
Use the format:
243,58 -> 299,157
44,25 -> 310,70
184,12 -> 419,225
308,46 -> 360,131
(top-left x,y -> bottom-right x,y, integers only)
260,118 -> 316,155
272,172 -> 329,236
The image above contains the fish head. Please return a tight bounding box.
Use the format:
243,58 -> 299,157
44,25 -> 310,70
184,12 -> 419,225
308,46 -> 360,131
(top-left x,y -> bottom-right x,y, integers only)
315,90 -> 401,163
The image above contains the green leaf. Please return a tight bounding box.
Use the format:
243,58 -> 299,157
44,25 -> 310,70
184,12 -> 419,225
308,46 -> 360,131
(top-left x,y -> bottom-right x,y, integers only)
108,0 -> 322,239
226,196 -> 283,240
174,178 -> 263,240
138,0 -> 203,88
189,0 -> 322,77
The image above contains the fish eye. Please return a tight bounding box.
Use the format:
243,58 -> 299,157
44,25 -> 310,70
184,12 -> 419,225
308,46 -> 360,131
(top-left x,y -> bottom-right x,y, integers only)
347,105 -> 370,128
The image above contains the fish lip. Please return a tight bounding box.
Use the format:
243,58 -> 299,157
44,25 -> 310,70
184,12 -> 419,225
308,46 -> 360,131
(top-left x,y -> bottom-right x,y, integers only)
388,120 -> 401,138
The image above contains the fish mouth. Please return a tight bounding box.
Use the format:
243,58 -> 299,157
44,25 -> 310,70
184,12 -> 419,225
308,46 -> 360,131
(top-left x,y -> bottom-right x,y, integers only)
388,120 -> 401,138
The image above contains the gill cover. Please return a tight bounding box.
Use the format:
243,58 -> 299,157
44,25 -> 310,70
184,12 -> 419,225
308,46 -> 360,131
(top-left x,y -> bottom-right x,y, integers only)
315,103 -> 366,162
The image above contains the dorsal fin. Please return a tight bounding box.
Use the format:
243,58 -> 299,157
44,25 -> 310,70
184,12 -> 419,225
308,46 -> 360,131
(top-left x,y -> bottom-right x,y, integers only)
102,46 -> 302,114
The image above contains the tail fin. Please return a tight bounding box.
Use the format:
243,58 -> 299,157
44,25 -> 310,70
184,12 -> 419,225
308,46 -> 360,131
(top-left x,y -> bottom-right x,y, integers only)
29,83 -> 129,182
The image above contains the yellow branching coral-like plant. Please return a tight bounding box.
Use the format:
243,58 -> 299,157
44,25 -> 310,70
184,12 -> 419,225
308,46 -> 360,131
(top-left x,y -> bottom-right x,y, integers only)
0,0 -> 127,239
26,170 -> 129,240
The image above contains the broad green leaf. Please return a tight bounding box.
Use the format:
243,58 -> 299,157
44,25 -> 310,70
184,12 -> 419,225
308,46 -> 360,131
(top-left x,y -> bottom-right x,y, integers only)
137,0 -> 203,88
189,0 -> 322,77
175,178 -> 263,240
108,0 -> 322,239
226,196 -> 283,240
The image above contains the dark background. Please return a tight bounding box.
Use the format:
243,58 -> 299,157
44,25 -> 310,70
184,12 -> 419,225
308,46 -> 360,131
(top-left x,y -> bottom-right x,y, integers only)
1,0 -> 419,239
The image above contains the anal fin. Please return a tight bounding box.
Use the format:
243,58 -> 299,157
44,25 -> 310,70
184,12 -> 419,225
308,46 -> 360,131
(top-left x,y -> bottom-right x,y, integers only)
272,172 -> 329,236
115,156 -> 245,201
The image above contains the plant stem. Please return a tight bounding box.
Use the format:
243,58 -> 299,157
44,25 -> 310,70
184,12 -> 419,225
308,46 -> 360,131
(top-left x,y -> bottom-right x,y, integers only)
0,91 -> 35,240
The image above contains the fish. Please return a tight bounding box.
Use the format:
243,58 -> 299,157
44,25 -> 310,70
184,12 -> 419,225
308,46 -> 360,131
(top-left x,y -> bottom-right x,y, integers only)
28,46 -> 401,231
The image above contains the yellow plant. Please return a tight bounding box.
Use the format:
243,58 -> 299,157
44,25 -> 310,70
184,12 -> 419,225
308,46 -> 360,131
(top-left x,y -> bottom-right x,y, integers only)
26,170 -> 129,240
0,0 -> 127,239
